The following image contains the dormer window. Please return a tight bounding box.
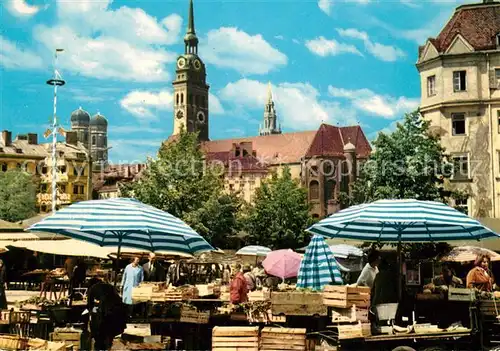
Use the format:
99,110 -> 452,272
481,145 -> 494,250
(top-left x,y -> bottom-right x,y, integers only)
496,33 -> 500,48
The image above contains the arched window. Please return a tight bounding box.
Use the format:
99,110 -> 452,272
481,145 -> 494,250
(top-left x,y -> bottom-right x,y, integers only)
176,94 -> 179,105
181,93 -> 184,104
309,180 -> 319,200
0,163 -> 7,172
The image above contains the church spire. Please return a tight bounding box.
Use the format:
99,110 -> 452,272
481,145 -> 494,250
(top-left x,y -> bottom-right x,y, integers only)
259,82 -> 282,136
184,0 -> 199,54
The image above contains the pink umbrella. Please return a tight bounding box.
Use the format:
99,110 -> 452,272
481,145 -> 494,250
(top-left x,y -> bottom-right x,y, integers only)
262,249 -> 302,280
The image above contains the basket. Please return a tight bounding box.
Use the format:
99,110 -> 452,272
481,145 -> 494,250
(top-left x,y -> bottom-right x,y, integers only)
0,334 -> 29,350
375,303 -> 398,321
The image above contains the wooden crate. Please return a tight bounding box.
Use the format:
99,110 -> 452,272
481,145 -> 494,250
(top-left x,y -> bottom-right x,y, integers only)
50,330 -> 82,350
260,327 -> 306,351
10,312 -> 30,324
246,310 -> 286,324
132,286 -> 154,301
270,291 -> 327,316
336,322 -> 371,340
479,299 -> 500,320
220,292 -> 230,302
331,305 -> 369,323
448,287 -> 475,302
323,286 -> 370,308
0,310 -> 10,325
248,290 -> 270,302
180,308 -> 210,324
212,326 -> 259,351
0,334 -> 28,350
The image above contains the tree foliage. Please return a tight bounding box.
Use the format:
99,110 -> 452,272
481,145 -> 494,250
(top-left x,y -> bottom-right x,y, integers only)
0,169 -> 37,222
242,166 -> 313,249
121,130 -> 241,248
345,110 -> 462,205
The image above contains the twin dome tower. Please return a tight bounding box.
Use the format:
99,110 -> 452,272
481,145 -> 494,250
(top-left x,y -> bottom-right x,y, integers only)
69,107 -> 109,168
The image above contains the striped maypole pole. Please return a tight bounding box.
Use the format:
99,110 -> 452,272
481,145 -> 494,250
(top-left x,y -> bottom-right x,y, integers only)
46,49 -> 65,214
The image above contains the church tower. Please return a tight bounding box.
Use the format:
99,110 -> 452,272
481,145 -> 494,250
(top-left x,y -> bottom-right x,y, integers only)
172,0 -> 210,141
259,82 -> 281,136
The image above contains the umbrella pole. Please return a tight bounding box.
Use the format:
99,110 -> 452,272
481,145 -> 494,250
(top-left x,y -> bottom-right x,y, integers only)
397,242 -> 402,301
114,242 -> 122,288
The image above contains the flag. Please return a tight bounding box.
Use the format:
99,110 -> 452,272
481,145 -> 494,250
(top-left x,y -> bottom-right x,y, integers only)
43,129 -> 52,139
58,127 -> 66,137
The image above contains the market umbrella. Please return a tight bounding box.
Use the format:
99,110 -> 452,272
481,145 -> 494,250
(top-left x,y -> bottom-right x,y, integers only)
236,245 -> 271,256
297,235 -> 343,291
307,199 -> 500,296
29,198 -> 214,285
440,246 -> 500,263
262,249 -> 302,280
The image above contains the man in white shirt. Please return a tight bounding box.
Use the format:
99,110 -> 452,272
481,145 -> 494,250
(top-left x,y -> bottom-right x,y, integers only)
356,250 -> 380,288
143,253 -> 165,282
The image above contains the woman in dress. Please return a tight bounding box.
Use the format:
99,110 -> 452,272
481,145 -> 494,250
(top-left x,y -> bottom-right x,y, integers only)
121,257 -> 143,315
466,254 -> 495,292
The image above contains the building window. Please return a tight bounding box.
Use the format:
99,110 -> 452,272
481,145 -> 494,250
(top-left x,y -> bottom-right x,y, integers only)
451,154 -> 469,180
455,198 -> 469,215
176,94 -> 179,105
58,165 -> 67,173
0,163 -> 6,172
497,110 -> 500,134
496,68 -> 500,83
41,166 -> 48,175
453,70 -> 467,92
41,183 -> 47,192
497,34 -> 500,47
92,135 -> 96,146
181,93 -> 184,104
309,180 -> 319,200
451,113 -> 466,135
427,75 -> 436,96
58,184 -> 66,193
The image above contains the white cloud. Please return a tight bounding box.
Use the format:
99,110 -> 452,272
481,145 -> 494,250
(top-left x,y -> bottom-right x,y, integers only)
274,35 -> 284,40
318,0 -> 333,15
219,79 -> 358,130
337,28 -> 405,62
328,87 -> 419,119
6,0 -> 41,17
34,25 -> 175,82
201,27 -> 287,75
305,36 -> 362,57
209,93 -> 225,115
0,35 -> 43,70
120,90 -> 173,120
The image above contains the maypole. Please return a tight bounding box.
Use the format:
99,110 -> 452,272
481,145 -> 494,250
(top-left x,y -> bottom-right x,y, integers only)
46,49 -> 65,214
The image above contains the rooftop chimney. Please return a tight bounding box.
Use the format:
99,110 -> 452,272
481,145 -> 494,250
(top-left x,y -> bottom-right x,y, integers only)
27,133 -> 38,145
65,131 -> 78,146
17,134 -> 28,141
1,130 -> 12,147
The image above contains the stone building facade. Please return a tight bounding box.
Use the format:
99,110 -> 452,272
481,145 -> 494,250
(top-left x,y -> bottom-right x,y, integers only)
166,0 -> 372,218
416,0 -> 500,217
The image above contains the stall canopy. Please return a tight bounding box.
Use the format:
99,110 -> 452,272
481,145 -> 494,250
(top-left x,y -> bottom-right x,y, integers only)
8,239 -> 112,259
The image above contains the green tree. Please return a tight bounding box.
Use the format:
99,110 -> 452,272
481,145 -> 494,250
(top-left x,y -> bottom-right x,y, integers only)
0,169 -> 37,222
345,110 -> 460,205
242,166 -> 313,249
120,129 -> 241,247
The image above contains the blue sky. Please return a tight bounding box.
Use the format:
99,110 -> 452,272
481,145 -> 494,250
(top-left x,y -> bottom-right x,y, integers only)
0,0 -> 471,162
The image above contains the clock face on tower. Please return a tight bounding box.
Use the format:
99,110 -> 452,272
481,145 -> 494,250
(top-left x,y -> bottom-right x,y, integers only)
197,111 -> 206,123
177,57 -> 186,69
193,59 -> 202,71
176,110 -> 184,119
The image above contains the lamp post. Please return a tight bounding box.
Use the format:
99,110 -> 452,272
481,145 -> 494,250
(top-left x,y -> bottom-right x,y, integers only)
46,49 -> 65,214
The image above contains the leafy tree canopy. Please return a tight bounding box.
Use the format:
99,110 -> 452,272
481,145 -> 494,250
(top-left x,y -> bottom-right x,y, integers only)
242,166 -> 313,250
120,130 -> 241,248
0,169 -> 37,222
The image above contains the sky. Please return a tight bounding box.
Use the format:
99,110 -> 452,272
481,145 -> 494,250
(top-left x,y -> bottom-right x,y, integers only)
0,0 -> 474,163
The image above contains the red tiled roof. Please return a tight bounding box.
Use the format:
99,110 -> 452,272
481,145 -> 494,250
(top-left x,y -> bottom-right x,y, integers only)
206,152 -> 268,173
202,124 -> 372,166
431,3 -> 500,52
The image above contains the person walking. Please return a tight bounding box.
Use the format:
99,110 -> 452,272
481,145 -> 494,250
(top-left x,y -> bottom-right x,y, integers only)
121,257 -> 143,316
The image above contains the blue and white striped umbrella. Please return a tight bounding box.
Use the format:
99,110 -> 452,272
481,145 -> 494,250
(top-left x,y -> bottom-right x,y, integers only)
308,199 -> 500,243
29,198 -> 214,256
297,235 -> 343,291
236,245 -> 271,257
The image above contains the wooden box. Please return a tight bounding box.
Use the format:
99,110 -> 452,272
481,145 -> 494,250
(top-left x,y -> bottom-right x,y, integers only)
180,308 -> 210,324
270,291 -> 327,316
479,299 -> 500,320
0,310 -> 10,325
212,326 -> 259,351
331,305 -> 369,323
448,287 -> 475,302
337,322 -> 371,340
132,286 -> 154,301
50,330 -> 82,350
0,334 -> 28,350
248,290 -> 270,302
260,327 -> 306,351
246,310 -> 286,324
10,312 -> 30,324
323,286 -> 370,308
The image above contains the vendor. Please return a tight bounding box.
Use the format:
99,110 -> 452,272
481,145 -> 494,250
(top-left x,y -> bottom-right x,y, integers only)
432,264 -> 463,291
121,257 -> 143,316
142,253 -> 165,282
230,264 -> 248,304
466,254 -> 495,292
356,250 -> 380,289
243,265 -> 256,292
